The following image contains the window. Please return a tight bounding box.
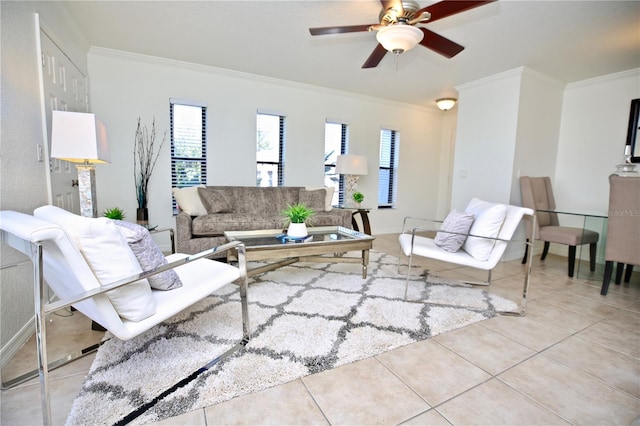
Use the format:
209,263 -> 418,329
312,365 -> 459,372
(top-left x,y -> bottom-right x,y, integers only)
171,100 -> 207,209
324,121 -> 349,205
378,128 -> 399,208
256,112 -> 286,187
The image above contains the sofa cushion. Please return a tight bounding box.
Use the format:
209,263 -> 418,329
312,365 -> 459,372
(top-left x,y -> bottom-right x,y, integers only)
230,187 -> 301,214
192,214 -> 282,236
311,213 -> 345,227
299,189 -> 325,213
462,199 -> 507,261
33,205 -> 156,322
434,209 -> 475,252
114,221 -> 183,291
173,186 -> 207,216
197,187 -> 234,214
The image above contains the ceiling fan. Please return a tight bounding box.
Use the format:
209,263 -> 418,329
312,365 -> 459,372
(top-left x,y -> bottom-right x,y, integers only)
309,0 -> 495,68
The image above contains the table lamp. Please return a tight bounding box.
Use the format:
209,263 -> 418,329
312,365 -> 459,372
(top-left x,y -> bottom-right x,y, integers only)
50,111 -> 110,218
335,154 -> 368,207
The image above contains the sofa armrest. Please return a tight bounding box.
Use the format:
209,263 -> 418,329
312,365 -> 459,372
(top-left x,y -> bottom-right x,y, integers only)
176,211 -> 194,242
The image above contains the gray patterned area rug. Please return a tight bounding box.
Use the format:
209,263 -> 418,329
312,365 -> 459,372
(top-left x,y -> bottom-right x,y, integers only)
66,251 -> 517,425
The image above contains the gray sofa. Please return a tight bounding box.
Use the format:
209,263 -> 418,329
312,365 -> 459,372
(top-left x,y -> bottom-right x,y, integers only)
175,186 -> 353,256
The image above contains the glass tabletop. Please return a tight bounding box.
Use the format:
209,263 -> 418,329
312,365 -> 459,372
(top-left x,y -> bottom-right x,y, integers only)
224,226 -> 373,248
536,208 -> 607,219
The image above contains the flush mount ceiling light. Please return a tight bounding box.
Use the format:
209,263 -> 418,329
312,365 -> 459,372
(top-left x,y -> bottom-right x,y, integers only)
436,98 -> 457,111
376,24 -> 424,54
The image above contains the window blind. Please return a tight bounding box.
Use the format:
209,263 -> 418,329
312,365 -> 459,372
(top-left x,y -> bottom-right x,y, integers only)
256,113 -> 286,187
378,128 -> 399,208
170,102 -> 207,210
324,121 -> 349,205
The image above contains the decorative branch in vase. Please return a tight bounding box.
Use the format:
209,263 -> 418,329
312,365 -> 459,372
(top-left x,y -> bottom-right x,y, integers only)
133,117 -> 166,227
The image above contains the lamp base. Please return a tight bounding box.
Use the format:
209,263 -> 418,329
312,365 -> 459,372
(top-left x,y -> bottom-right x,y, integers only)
76,165 -> 98,218
344,175 -> 359,208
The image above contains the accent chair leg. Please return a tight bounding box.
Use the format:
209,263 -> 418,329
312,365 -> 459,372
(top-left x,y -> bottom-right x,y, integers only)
624,265 -> 634,284
568,245 -> 576,277
601,260 -> 614,295
615,262 -> 625,285
404,252 -> 414,300
541,242 -> 550,261
589,243 -> 597,272
521,239 -> 529,264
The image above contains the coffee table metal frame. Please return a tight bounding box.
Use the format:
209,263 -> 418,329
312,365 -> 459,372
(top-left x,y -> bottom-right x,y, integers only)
224,226 -> 374,278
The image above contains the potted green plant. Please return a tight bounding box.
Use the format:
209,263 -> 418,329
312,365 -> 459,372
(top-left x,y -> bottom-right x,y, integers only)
352,191 -> 364,206
102,207 -> 126,220
282,203 -> 314,237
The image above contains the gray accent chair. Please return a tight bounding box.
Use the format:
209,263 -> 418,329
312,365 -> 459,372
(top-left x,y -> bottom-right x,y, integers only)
601,174 -> 640,295
519,176 -> 599,277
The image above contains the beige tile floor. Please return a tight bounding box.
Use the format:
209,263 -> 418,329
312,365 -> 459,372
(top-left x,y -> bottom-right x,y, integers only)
2,233 -> 639,425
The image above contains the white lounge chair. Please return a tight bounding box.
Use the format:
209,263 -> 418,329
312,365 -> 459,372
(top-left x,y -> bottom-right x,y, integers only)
0,206 -> 250,425
398,198 -> 535,315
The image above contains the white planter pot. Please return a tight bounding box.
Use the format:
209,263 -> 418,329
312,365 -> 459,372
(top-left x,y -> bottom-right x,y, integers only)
287,222 -> 308,238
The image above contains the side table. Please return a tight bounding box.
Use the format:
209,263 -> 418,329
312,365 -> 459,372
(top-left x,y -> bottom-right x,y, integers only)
334,205 -> 372,235
150,227 -> 175,254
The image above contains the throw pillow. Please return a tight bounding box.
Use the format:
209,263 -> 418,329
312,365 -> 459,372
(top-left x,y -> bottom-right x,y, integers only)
323,186 -> 335,211
298,189 -> 326,212
434,210 -> 475,252
172,186 -> 207,216
114,221 -> 183,291
462,198 -> 508,261
305,186 -> 335,211
197,187 -> 234,214
33,205 -> 156,322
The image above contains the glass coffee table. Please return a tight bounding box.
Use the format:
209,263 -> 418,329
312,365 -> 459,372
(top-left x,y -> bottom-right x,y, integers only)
224,226 -> 375,278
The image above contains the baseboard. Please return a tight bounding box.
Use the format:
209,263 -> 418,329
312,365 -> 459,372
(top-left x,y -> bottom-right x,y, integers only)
0,316 -> 35,370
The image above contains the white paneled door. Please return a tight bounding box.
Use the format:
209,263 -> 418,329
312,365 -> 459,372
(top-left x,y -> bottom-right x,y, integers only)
39,29 -> 88,214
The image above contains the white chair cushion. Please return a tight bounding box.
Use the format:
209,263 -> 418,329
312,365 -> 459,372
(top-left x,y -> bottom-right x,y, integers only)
462,198 -> 507,261
434,209 -> 475,252
173,185 -> 207,216
33,206 -> 156,322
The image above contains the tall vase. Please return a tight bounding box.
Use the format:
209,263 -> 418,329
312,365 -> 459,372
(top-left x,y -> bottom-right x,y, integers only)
136,207 -> 149,228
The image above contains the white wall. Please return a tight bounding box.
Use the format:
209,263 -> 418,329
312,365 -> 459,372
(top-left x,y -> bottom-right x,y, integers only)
0,1 -> 89,357
452,65 -> 640,261
555,69 -> 640,214
451,68 -> 523,210
87,48 -> 449,239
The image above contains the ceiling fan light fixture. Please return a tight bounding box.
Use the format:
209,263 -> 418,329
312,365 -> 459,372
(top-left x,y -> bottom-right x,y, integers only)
376,24 -> 424,54
436,98 -> 457,111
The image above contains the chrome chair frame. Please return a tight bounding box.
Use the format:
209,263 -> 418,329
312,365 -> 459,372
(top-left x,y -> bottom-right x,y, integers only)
398,212 -> 535,316
0,218 -> 249,426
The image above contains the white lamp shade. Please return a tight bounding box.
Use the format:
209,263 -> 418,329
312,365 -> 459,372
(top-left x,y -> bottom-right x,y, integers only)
51,110 -> 110,163
376,25 -> 424,53
335,155 -> 368,176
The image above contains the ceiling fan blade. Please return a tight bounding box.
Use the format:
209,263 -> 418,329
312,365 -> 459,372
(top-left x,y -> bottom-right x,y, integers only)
416,0 -> 495,24
309,24 -> 375,36
419,28 -> 465,58
362,44 -> 388,68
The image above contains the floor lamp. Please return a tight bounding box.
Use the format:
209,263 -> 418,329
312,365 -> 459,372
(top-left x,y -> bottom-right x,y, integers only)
50,111 -> 110,218
335,154 -> 368,207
